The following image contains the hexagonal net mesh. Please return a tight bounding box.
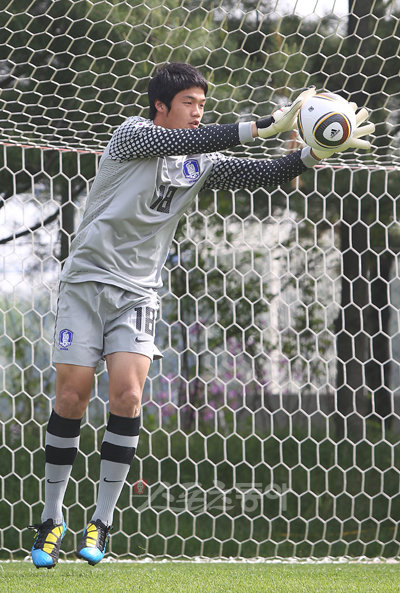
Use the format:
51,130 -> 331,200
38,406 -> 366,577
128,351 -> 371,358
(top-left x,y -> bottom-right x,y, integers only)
1,0 -> 400,561
1,0 -> 399,166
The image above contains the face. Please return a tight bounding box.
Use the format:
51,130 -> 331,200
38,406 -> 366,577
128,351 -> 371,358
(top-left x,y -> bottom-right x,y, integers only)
154,86 -> 206,130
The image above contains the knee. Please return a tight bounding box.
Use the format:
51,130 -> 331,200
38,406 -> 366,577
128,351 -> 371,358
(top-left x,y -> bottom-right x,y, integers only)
55,384 -> 91,418
111,388 -> 142,417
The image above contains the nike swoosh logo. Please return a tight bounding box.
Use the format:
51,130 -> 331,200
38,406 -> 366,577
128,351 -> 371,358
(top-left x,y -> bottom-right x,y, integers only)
47,479 -> 64,484
104,477 -> 122,483
135,337 -> 152,343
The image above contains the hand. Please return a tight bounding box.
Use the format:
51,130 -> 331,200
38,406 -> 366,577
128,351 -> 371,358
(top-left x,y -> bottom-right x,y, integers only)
256,87 -> 317,139
310,104 -> 375,159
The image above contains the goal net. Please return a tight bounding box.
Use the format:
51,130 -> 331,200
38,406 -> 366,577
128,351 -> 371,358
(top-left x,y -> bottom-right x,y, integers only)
1,0 -> 399,560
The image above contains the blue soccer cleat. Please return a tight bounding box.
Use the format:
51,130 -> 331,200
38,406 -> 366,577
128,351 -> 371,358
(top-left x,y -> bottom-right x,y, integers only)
76,519 -> 112,566
29,518 -> 67,569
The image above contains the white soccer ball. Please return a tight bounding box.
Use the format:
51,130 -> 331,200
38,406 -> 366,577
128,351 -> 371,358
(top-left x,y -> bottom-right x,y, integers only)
297,92 -> 356,151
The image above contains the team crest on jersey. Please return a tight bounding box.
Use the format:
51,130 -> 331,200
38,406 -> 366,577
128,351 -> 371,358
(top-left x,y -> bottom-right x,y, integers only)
183,159 -> 201,182
59,329 -> 73,350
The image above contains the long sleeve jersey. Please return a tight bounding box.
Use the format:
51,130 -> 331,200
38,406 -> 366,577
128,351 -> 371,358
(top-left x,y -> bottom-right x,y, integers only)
60,117 -> 316,293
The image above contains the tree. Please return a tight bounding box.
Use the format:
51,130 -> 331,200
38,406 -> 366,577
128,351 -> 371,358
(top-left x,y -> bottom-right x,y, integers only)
1,0 -> 398,437
333,0 -> 399,439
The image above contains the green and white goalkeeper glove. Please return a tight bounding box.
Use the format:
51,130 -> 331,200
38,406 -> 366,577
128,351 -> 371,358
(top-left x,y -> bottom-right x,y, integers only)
310,105 -> 375,160
256,87 -> 317,139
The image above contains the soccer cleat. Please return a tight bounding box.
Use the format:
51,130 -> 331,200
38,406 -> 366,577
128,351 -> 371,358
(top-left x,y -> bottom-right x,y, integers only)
29,518 -> 67,569
76,519 -> 112,566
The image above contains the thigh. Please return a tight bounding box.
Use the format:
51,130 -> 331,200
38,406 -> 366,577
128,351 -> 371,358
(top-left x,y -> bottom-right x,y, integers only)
52,282 -> 104,367
54,363 -> 95,419
106,352 -> 150,417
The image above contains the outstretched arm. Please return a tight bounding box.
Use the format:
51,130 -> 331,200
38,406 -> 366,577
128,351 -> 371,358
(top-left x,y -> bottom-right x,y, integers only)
109,88 -> 317,161
202,148 -> 317,191
109,117 -> 255,161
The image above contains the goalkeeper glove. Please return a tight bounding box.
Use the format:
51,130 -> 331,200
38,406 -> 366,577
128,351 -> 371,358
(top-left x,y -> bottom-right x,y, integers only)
256,87 -> 316,139
309,104 -> 375,160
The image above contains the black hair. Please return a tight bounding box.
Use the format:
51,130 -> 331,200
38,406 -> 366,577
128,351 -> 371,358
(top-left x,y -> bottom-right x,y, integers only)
148,62 -> 208,120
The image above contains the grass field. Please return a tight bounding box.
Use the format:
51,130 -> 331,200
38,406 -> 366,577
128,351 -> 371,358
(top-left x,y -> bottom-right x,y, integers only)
0,561 -> 399,593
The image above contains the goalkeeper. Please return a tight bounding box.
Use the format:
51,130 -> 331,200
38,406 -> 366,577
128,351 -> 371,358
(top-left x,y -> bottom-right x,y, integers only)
30,62 -> 374,568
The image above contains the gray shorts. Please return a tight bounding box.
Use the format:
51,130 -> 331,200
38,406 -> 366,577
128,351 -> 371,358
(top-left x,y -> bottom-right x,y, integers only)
52,281 -> 162,367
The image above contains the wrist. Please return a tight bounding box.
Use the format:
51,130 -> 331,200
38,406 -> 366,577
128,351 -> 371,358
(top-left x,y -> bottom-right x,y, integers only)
310,148 -> 322,160
301,146 -> 322,168
238,121 -> 256,144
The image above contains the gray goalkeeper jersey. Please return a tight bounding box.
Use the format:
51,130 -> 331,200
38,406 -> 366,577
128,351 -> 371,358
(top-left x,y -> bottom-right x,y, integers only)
60,116 -> 315,293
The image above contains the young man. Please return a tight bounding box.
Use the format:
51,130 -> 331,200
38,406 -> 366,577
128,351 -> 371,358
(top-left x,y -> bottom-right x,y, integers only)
30,63 -> 373,568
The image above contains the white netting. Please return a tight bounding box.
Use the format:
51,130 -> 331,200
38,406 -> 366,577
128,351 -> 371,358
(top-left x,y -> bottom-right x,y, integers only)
0,0 -> 399,165
0,0 -> 400,560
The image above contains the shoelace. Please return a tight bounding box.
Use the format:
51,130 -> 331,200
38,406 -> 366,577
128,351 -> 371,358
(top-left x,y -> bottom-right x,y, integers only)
28,520 -> 54,548
91,521 -> 113,550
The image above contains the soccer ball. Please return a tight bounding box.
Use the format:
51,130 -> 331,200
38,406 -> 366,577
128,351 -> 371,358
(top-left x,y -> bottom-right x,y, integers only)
297,92 -> 356,151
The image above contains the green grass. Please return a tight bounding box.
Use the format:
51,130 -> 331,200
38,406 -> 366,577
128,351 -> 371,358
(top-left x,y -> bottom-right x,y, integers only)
0,561 -> 399,593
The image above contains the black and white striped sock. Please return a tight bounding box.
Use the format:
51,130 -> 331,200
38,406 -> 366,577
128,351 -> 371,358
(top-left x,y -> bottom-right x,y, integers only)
91,413 -> 140,527
41,410 -> 82,524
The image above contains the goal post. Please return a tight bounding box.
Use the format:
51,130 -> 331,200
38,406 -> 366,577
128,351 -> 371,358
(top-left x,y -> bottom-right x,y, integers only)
0,0 -> 399,560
